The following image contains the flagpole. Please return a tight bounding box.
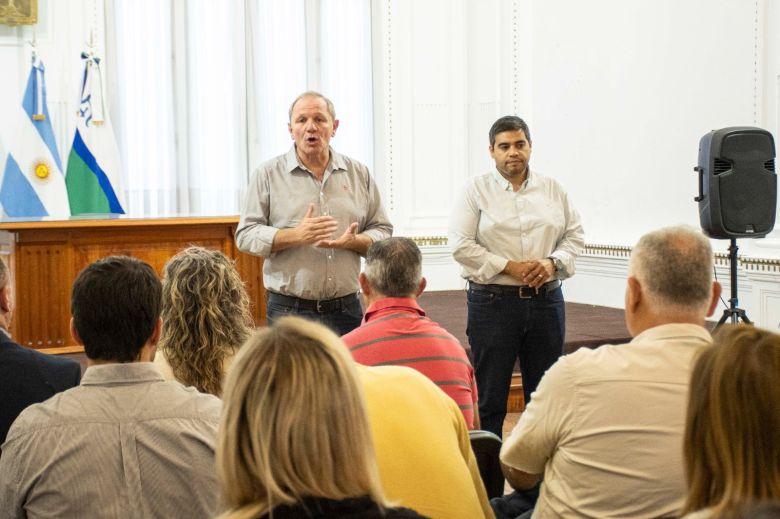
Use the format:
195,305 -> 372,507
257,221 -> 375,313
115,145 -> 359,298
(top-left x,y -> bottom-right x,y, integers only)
28,30 -> 45,122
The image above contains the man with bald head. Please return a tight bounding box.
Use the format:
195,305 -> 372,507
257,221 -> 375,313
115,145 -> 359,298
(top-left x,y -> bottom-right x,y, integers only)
497,225 -> 722,519
237,91 -> 392,335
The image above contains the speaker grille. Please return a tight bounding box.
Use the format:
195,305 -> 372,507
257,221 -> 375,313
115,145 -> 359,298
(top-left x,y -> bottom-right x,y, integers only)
714,158 -> 731,174
765,159 -> 776,172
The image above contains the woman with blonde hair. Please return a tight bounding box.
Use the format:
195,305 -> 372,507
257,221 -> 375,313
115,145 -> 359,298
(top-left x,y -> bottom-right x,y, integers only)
217,317 -> 426,519
682,325 -> 780,518
155,246 -> 254,396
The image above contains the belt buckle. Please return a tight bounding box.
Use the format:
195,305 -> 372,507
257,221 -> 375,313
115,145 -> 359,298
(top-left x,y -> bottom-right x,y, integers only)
518,286 -> 534,299
316,300 -> 325,313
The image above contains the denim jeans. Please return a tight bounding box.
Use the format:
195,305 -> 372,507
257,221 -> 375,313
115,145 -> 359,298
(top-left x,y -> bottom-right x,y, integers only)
266,293 -> 363,336
467,284 -> 565,437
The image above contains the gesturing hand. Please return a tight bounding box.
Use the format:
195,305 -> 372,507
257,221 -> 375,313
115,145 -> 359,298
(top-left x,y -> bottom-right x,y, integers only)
317,222 -> 359,250
295,203 -> 339,245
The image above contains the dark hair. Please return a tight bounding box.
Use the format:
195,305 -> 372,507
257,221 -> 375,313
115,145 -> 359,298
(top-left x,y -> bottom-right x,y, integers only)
363,237 -> 422,297
71,256 -> 162,362
489,115 -> 532,146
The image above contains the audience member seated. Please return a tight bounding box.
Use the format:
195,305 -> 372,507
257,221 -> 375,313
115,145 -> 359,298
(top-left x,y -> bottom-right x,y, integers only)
497,225 -> 721,518
357,364 -> 493,518
217,316 -> 426,519
0,258 -> 81,446
343,237 -> 480,429
0,256 -> 222,518
681,325 -> 780,519
154,246 -> 254,396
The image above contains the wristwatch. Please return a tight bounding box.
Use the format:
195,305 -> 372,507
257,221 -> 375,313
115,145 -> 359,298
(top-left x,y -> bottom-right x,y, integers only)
548,256 -> 564,275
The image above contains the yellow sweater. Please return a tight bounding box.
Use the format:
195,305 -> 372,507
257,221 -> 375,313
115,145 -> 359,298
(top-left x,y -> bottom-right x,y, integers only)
357,364 -> 494,519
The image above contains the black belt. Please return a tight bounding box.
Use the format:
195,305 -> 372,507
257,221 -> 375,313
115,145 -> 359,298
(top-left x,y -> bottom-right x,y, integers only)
469,279 -> 561,299
267,291 -> 359,313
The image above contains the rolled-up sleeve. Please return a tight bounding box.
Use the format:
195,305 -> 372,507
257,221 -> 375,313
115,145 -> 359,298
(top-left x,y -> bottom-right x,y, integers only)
359,170 -> 393,243
549,189 -> 584,279
235,167 -> 278,258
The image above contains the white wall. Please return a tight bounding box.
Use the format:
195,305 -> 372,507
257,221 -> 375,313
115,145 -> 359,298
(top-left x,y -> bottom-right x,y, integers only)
372,0 -> 780,329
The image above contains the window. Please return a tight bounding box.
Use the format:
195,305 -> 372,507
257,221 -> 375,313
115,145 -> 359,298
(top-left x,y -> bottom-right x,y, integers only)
109,0 -> 373,217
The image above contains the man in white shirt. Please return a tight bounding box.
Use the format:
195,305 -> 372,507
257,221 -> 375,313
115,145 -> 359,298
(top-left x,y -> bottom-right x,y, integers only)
449,115 -> 584,436
498,225 -> 722,518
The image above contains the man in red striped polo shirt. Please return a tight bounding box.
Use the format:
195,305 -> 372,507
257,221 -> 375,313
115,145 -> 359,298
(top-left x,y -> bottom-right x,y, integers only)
342,237 -> 479,429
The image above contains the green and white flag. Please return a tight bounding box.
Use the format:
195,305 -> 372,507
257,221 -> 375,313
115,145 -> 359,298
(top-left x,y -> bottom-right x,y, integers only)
65,51 -> 125,214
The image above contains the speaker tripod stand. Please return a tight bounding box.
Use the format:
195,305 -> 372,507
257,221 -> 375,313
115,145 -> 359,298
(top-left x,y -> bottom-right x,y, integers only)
716,238 -> 752,328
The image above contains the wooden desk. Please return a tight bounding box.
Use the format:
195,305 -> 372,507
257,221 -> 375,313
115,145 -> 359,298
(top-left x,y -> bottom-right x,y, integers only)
0,216 -> 265,352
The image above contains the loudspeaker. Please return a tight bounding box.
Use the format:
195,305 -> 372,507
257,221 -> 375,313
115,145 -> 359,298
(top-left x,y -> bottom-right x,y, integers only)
695,126 -> 777,239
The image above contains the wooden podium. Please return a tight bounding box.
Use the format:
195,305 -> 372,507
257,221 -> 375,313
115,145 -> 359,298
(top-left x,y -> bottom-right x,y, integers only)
0,216 -> 265,354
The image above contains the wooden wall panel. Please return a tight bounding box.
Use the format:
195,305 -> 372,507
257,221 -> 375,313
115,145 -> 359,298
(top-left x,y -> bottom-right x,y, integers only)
14,244 -> 71,348
0,217 -> 265,353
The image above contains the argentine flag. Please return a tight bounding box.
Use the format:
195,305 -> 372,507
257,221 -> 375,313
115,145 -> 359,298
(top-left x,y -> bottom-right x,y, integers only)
0,55 -> 70,218
66,51 -> 125,214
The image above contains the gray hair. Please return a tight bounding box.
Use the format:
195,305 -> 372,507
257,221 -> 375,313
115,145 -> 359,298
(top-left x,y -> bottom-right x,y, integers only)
363,238 -> 422,298
288,91 -> 336,122
629,225 -> 714,314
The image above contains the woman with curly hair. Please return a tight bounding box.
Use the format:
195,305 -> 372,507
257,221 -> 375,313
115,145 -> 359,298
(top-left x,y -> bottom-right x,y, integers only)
217,317 -> 426,519
154,246 -> 254,396
682,325 -> 780,518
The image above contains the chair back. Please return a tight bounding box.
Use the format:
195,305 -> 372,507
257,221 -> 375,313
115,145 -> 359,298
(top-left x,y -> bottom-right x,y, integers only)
469,429 -> 504,499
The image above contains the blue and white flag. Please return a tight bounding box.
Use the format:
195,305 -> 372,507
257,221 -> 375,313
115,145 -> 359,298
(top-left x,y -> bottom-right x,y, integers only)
0,54 -> 70,218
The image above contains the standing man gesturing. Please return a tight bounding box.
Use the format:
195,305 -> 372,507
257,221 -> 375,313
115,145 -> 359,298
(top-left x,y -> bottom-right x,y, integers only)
449,116 -> 584,437
236,91 -> 392,335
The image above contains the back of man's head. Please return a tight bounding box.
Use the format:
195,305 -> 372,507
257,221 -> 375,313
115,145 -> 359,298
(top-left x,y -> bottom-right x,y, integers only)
364,237 -> 422,298
629,225 -> 714,318
71,256 -> 162,362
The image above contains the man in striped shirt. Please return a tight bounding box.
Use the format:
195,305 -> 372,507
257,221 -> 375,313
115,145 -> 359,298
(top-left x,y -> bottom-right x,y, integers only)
342,237 -> 479,429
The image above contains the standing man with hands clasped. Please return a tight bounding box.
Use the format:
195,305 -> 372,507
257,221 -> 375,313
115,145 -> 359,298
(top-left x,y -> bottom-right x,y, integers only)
449,115 -> 584,437
236,91 -> 392,335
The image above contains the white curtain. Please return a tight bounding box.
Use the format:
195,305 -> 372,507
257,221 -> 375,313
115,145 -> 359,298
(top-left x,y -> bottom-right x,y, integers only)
108,0 -> 374,218
110,0 -> 178,217
246,0 -> 374,180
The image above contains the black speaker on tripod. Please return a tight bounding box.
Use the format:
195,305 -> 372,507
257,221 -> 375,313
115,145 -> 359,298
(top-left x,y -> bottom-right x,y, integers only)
694,126 -> 777,326
695,126 -> 776,238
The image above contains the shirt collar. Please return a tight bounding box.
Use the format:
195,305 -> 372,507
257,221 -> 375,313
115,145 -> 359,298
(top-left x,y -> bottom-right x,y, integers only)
80,362 -> 166,387
630,322 -> 712,345
490,168 -> 535,191
363,297 -> 426,322
284,145 -> 347,175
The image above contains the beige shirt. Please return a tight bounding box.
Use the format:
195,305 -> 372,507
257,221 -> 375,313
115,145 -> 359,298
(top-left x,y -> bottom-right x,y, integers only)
501,323 -> 712,519
0,363 -> 222,519
236,146 -> 392,299
449,169 -> 584,285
